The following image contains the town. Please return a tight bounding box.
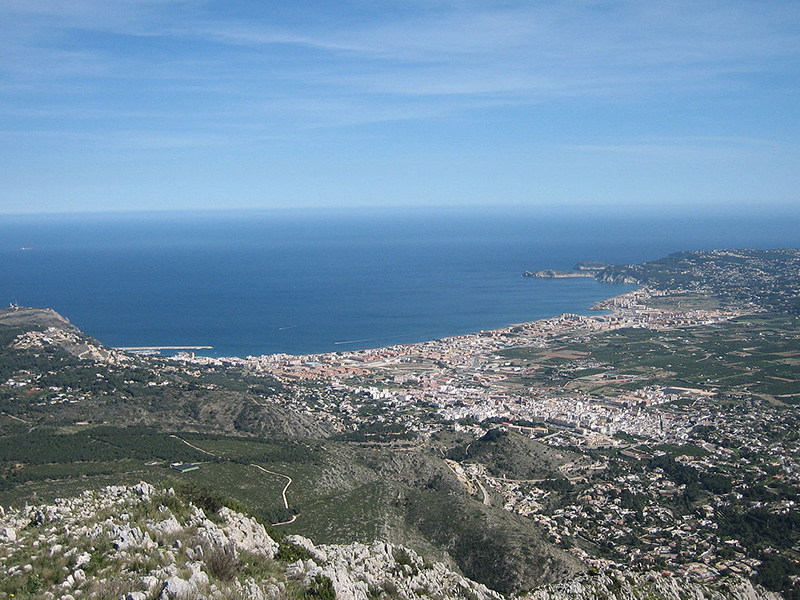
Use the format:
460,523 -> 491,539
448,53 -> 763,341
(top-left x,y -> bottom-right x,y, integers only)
2,249 -> 800,597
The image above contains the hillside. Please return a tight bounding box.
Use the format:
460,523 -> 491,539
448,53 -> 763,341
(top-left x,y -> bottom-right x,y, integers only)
3,275 -> 800,599
597,248 -> 800,313
448,429 -> 583,480
0,307 -> 332,439
0,308 -> 580,595
0,483 -> 780,600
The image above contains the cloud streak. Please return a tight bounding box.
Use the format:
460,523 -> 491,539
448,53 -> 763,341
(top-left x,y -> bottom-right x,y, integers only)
0,0 -> 798,215
2,1 -> 798,107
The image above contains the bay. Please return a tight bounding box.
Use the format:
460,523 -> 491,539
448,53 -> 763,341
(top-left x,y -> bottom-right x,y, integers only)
2,207 -> 800,357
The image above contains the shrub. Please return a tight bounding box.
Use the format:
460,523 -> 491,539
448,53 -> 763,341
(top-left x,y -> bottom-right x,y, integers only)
205,543 -> 240,582
304,574 -> 336,600
392,548 -> 419,576
276,542 -> 314,563
174,482 -> 247,520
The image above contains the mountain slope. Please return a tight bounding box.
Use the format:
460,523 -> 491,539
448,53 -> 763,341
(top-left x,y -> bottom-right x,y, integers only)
0,483 -> 779,600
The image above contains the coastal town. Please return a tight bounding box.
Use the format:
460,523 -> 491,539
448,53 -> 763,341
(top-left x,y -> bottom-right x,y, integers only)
162,251 -> 800,591
177,285 -> 746,443
2,249 -> 800,597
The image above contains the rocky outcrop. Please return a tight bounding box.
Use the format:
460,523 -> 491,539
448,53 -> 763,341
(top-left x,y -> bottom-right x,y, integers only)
0,483 -> 500,600
523,262 -> 608,279
1,306 -> 131,364
596,267 -> 642,285
524,270 -> 596,278
0,484 -> 780,600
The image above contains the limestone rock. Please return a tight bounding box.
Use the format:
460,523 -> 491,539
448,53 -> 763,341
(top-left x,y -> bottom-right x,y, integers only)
132,481 -> 155,498
219,506 -> 278,558
0,526 -> 16,542
0,483 -> 782,600
160,576 -> 194,599
283,534 -> 327,563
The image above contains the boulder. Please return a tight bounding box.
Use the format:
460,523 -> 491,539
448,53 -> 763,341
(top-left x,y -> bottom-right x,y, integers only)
283,534 -> 327,563
160,576 -> 194,599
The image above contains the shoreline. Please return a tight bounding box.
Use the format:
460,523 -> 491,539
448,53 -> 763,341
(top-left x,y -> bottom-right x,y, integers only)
115,345 -> 213,351
176,286 -> 754,383
170,285 -> 640,363
119,279 -> 637,361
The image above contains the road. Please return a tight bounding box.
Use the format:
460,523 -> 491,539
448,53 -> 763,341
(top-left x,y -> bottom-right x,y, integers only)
475,478 -> 491,506
170,435 -> 297,524
170,435 -> 216,456
444,459 -> 491,506
248,463 -> 293,510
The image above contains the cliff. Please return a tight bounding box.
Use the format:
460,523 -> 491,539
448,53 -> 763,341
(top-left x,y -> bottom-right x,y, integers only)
0,306 -> 80,333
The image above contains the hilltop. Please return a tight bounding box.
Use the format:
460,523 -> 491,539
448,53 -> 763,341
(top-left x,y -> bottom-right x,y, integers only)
0,306 -> 79,333
0,306 -> 331,438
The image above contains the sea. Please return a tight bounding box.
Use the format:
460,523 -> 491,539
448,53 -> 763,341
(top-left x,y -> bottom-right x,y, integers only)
2,207 -> 800,358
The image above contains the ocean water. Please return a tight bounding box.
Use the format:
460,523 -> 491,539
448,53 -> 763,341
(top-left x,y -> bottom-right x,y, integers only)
2,207 -> 800,357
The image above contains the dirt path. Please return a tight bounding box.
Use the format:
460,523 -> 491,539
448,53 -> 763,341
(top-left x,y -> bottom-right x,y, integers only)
170,434 -> 217,456
1,412 -> 30,424
170,435 -> 298,525
248,463 -> 293,509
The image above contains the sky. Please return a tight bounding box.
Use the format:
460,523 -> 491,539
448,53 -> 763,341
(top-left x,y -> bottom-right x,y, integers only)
1,0 -> 799,215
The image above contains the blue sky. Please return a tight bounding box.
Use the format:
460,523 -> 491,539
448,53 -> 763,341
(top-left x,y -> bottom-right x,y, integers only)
1,0 -> 799,215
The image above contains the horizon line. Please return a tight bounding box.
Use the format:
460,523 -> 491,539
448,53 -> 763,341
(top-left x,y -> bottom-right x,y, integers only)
4,201 -> 800,220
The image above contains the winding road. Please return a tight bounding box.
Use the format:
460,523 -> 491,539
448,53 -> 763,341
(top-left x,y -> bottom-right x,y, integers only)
170,435 -> 298,525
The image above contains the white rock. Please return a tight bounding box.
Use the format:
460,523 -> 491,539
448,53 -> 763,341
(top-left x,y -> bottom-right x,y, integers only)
189,567 -> 210,589
113,524 -> 155,550
141,575 -> 160,591
0,526 -> 14,541
160,576 -> 193,599
132,481 -> 155,498
283,534 -> 327,563
153,515 -> 182,536
286,560 -> 306,580
219,507 -> 278,558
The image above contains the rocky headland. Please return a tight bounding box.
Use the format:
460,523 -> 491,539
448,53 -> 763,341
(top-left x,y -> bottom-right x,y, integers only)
523,261 -> 608,279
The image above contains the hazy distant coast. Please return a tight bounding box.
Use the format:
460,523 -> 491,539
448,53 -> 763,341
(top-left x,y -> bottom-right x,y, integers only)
523,260 -> 609,279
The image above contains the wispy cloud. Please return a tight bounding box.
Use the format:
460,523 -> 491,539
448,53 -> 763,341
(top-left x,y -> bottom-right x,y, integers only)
565,136 -> 784,161
0,0 -> 798,141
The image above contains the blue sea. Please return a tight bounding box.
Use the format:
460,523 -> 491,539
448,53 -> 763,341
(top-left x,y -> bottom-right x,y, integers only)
2,207 -> 800,357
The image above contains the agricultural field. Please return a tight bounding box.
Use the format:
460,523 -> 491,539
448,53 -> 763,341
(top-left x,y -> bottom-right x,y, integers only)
500,314 -> 800,399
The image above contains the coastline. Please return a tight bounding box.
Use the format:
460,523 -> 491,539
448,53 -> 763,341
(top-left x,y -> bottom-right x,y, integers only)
107,278 -> 637,360
167,284 -> 641,364
174,285 -> 753,383
8,212 -> 800,360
